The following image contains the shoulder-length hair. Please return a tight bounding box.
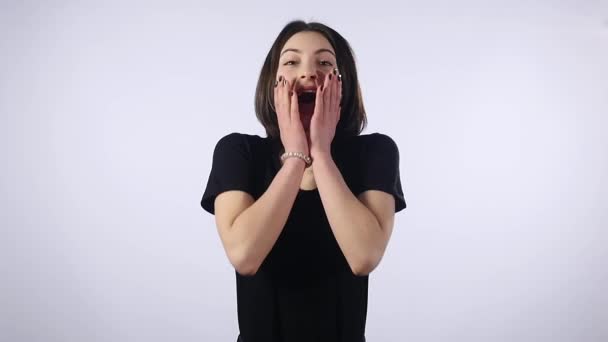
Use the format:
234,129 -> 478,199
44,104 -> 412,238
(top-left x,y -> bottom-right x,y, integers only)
254,20 -> 367,140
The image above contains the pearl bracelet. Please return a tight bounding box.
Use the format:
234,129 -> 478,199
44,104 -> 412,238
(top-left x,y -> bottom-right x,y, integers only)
280,151 -> 312,166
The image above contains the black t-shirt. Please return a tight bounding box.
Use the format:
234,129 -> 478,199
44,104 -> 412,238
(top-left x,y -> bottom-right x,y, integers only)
201,132 -> 406,342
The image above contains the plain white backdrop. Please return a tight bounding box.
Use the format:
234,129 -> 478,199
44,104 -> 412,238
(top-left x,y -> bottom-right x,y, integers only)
1,1 -> 607,341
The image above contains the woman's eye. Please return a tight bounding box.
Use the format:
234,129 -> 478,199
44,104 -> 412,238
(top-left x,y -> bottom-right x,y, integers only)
283,60 -> 333,66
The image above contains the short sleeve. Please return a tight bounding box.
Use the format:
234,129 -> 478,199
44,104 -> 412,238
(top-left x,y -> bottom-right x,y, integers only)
357,133 -> 407,213
200,133 -> 255,215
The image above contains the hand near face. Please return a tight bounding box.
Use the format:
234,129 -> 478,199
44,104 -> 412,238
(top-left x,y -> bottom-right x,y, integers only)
309,68 -> 342,160
274,76 -> 310,159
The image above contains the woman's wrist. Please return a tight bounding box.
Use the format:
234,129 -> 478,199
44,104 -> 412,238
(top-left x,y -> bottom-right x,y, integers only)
281,156 -> 307,171
280,151 -> 312,166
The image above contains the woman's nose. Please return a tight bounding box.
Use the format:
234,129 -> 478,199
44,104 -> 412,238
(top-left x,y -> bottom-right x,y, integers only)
300,69 -> 325,81
300,71 -> 316,80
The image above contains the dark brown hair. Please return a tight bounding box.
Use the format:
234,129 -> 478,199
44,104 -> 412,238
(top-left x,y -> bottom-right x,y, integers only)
254,20 -> 367,141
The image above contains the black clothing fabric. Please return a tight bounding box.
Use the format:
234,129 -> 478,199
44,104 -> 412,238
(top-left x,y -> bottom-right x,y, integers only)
201,132 -> 406,342
237,333 -> 366,342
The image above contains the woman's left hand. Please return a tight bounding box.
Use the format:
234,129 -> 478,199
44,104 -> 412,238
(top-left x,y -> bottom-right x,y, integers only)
310,68 -> 342,160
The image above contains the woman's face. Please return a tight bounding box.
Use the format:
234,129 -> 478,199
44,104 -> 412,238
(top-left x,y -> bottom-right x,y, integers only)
277,31 -> 337,132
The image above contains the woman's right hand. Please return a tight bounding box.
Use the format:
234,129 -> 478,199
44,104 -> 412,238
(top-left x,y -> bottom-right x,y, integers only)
274,75 -> 309,159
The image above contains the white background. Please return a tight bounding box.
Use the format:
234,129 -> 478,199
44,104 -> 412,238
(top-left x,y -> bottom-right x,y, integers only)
1,1 -> 607,341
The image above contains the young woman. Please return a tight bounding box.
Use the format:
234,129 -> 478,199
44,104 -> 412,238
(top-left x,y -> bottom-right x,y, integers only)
201,20 -> 407,342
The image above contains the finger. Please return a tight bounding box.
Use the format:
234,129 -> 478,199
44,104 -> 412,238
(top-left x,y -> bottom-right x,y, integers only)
338,71 -> 342,105
290,76 -> 298,97
274,75 -> 283,117
313,72 -> 325,117
338,72 -> 343,120
332,70 -> 340,123
323,71 -> 333,120
336,70 -> 342,123
330,68 -> 339,113
273,75 -> 280,110
314,74 -> 324,121
292,76 -> 299,96
290,78 -> 300,122
285,78 -> 297,120
282,76 -> 292,122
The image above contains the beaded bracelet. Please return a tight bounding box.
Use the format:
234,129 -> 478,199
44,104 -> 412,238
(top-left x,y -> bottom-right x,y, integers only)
280,151 -> 312,166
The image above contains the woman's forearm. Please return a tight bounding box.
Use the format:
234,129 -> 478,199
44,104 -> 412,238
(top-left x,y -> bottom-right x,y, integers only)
230,158 -> 305,275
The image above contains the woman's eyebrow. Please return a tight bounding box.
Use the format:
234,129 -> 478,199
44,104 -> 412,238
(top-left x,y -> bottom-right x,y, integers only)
280,48 -> 335,57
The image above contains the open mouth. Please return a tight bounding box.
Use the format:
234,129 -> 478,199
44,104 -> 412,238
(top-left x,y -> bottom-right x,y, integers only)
297,90 -> 316,126
298,91 -> 316,104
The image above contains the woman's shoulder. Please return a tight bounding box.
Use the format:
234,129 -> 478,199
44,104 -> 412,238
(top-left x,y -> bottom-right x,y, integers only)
355,132 -> 396,143
216,131 -> 265,143
340,132 -> 397,150
213,132 -> 277,163
214,132 -> 269,150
